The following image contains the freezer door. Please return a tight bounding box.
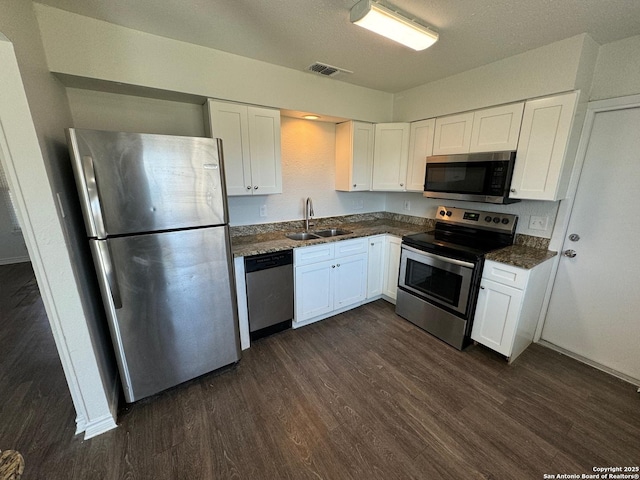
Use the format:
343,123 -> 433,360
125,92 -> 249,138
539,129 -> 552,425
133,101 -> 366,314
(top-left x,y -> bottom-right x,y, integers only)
90,226 -> 240,402
67,128 -> 228,238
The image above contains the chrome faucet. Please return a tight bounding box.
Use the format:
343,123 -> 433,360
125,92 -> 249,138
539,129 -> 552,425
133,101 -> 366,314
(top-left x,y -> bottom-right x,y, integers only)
305,197 -> 314,231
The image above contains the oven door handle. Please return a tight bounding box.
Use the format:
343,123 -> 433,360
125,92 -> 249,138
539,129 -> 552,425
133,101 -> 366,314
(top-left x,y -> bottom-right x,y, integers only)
401,244 -> 475,269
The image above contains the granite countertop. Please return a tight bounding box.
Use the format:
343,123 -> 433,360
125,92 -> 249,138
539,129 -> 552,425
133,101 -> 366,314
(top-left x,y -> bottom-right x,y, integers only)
230,211 -> 556,269
486,244 -> 557,269
231,213 -> 429,257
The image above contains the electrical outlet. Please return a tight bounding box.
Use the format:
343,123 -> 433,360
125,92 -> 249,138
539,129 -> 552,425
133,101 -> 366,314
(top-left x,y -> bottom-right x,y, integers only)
403,200 -> 411,211
259,205 -> 267,217
529,215 -> 548,231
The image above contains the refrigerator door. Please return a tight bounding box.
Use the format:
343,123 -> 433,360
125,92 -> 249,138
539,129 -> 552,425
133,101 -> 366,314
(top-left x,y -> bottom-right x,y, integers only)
90,226 -> 240,402
67,128 -> 228,239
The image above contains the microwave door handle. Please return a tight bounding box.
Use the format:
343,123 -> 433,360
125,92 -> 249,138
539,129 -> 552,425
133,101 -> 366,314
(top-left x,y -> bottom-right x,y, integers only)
402,244 -> 475,269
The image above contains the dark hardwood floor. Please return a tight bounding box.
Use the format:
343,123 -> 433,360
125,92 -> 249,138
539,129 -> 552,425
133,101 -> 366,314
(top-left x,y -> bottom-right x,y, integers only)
1,262 -> 638,479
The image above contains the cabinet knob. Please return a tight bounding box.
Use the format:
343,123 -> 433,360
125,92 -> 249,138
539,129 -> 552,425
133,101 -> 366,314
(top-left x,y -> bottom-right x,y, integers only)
510,188 -> 516,193
337,263 -> 340,267
254,186 -> 259,190
332,265 -> 336,268
247,185 -> 252,190
400,183 -> 404,187
353,184 -> 357,188
480,285 -> 485,289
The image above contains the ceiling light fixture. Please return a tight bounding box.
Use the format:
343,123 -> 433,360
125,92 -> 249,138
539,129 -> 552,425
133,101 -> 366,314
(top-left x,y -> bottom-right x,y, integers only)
350,0 -> 439,51
303,115 -> 320,120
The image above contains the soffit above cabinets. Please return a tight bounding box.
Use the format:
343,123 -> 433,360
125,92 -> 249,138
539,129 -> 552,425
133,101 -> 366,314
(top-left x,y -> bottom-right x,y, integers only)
36,0 -> 640,93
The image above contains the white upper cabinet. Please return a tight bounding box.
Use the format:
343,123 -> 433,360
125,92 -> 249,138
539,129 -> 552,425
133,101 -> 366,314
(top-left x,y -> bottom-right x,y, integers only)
371,123 -> 410,191
510,91 -> 579,201
335,121 -> 374,192
206,99 -> 282,196
433,112 -> 474,155
406,118 -> 435,192
433,103 -> 524,155
509,92 -> 578,201
469,103 -> 524,153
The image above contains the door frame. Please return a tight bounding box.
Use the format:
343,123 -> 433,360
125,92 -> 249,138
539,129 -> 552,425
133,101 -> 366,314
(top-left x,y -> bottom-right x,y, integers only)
535,93 -> 640,358
0,34 -> 117,437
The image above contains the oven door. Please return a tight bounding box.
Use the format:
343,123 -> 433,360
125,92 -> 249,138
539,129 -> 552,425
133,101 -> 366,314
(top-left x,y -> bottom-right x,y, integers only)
398,244 -> 475,317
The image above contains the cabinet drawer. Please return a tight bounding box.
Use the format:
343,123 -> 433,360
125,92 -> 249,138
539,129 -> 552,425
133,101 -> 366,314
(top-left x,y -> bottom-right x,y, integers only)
294,243 -> 335,266
335,237 -> 368,257
482,260 -> 530,290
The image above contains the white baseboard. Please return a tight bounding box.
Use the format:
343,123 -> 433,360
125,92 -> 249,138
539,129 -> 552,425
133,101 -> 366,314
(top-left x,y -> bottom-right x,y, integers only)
0,255 -> 30,265
74,376 -> 119,439
83,413 -> 117,440
537,340 -> 640,388
75,413 -> 87,436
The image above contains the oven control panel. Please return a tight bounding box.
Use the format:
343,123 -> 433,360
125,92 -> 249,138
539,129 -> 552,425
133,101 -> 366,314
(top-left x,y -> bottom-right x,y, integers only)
436,206 -> 517,234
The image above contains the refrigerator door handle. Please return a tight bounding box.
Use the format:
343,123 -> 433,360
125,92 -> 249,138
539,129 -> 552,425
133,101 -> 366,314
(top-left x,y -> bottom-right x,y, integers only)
96,241 -> 123,309
82,155 -> 107,239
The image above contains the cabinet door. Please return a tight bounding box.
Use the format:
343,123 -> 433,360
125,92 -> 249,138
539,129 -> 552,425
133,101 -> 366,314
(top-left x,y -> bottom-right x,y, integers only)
247,106 -> 282,195
469,103 -> 524,153
295,260 -> 334,322
367,236 -> 385,299
510,91 -> 578,200
433,112 -> 474,155
471,279 -> 523,357
334,253 -> 368,309
406,119 -> 435,192
207,100 -> 251,196
383,236 -> 402,301
371,123 -> 410,191
335,121 -> 374,192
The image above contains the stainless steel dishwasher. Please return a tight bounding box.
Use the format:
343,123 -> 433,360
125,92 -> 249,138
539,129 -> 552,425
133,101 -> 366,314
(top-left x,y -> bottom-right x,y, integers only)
244,250 -> 294,340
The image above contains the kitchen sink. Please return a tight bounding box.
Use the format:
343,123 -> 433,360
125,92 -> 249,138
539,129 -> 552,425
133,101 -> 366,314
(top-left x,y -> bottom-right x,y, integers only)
313,228 -> 352,237
286,232 -> 320,241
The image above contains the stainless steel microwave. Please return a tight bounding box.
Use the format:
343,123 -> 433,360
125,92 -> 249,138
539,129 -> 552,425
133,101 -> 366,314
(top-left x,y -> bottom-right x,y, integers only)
423,151 -> 520,204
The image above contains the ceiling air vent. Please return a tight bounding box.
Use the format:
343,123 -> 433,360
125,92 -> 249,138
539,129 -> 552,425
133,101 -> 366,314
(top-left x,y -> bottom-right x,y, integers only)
307,62 -> 353,78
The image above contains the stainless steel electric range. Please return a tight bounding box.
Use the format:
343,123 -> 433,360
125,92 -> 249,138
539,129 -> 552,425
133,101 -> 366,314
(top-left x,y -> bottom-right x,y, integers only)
396,206 -> 517,350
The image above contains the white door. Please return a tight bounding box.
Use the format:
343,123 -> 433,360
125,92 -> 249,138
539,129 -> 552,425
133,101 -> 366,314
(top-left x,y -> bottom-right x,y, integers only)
334,253 -> 367,309
371,123 -> 410,191
542,103 -> 640,382
294,261 -> 333,322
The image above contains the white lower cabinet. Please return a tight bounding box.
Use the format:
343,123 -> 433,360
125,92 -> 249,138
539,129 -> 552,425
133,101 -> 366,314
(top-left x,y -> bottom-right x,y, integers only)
294,238 -> 367,326
472,259 -> 553,362
366,235 -> 385,299
382,235 -> 402,302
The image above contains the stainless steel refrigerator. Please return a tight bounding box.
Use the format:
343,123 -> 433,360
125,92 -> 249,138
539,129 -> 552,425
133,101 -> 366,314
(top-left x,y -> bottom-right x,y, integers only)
66,128 -> 241,403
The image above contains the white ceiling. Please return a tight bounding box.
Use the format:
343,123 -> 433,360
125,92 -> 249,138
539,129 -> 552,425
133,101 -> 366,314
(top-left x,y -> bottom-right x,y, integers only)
35,0 -> 640,93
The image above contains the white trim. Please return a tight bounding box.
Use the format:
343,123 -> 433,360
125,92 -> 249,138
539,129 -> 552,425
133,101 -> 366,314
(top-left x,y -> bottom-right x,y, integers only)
83,413 -> 118,440
0,33 -> 115,437
537,340 -> 640,388
233,256 -> 251,350
0,255 -> 30,265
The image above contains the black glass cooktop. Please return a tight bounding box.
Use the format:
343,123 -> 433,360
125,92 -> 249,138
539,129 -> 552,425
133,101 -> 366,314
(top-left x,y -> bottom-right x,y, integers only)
403,225 -> 515,261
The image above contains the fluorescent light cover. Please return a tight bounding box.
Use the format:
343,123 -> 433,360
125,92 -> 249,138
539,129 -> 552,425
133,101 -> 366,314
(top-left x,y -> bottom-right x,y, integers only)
350,0 -> 438,51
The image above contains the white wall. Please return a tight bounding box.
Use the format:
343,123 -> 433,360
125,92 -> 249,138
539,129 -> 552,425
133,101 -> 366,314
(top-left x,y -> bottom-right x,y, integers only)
65,90 -> 386,226
393,34 -> 599,122
590,35 -> 640,101
66,88 -> 206,137
34,3 -> 393,124
228,117 -> 386,226
0,2 -> 116,437
385,194 -> 559,239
